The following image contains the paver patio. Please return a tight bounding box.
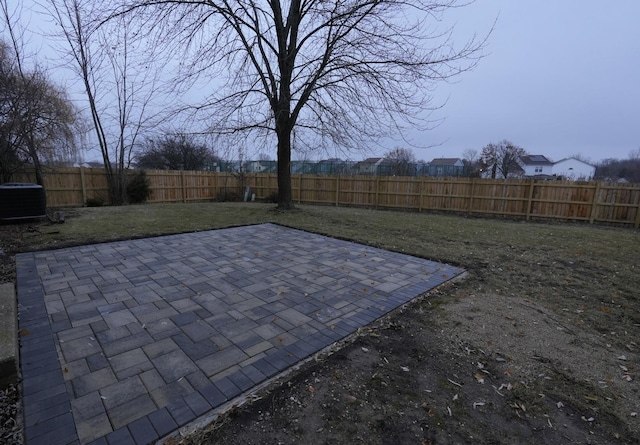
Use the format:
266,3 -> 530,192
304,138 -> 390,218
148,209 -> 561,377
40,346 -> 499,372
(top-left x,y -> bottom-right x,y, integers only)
16,223 -> 464,445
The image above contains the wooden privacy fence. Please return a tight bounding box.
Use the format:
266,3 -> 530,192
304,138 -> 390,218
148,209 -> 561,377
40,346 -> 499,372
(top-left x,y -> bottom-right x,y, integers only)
12,167 -> 640,228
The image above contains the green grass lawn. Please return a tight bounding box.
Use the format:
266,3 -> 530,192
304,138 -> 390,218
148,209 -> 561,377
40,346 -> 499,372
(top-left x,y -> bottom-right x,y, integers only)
25,201 -> 639,347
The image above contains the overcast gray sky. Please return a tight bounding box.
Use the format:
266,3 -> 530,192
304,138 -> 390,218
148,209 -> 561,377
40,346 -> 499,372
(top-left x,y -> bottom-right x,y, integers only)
414,0 -> 640,163
10,1 -> 640,164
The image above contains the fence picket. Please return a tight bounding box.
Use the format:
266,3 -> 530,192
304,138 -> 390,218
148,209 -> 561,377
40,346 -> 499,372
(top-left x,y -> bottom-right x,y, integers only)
9,167 -> 640,227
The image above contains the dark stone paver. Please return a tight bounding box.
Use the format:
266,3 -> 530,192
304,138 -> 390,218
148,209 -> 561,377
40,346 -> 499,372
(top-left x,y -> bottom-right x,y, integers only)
17,223 -> 464,444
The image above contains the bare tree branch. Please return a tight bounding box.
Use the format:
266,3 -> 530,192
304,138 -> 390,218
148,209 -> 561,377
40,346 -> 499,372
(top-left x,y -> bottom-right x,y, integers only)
93,0 -> 489,208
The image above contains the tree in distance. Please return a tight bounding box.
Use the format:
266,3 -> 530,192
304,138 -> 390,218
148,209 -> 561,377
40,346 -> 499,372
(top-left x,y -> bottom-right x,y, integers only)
384,147 -> 417,176
102,0 -> 489,209
480,140 -> 527,179
135,133 -> 219,171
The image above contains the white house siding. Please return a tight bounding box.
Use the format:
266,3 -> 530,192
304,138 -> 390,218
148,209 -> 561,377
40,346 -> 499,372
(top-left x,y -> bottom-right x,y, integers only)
552,158 -> 596,180
521,164 -> 554,176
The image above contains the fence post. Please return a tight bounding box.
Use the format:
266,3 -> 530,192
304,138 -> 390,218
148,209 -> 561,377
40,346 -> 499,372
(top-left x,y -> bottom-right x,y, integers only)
418,177 -> 424,212
589,181 -> 602,224
180,171 -> 187,203
468,179 -> 475,214
374,176 -> 380,208
634,197 -> 640,229
335,176 -> 340,206
80,167 -> 87,205
525,180 -> 535,220
298,174 -> 302,204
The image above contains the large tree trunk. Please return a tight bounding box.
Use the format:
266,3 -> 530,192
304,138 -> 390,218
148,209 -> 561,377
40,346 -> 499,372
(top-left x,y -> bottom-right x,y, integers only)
276,126 -> 294,210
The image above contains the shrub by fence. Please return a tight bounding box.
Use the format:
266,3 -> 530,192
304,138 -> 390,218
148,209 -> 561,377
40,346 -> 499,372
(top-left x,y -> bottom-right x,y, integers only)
12,167 -> 640,227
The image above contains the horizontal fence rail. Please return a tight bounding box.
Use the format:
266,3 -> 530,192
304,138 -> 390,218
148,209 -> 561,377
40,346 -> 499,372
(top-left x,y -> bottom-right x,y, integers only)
11,167 -> 640,228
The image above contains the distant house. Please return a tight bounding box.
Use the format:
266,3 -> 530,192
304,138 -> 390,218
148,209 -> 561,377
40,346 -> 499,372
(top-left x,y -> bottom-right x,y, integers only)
72,161 -> 104,169
245,161 -> 267,173
426,158 -> 465,177
552,158 -> 595,180
517,155 -> 554,178
354,157 -> 392,175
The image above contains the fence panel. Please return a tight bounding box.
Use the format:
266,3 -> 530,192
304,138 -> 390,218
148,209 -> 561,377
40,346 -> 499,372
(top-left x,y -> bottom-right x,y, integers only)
10,167 -> 640,227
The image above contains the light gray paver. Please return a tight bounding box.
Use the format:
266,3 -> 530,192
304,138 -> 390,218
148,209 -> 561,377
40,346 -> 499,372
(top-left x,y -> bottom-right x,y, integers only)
17,223 -> 464,445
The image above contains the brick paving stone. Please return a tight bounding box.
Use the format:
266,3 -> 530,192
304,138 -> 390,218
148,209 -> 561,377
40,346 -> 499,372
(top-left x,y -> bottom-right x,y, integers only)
71,368 -> 117,398
214,376 -> 241,399
172,334 -> 218,361
105,427 -> 134,445
76,413 -> 113,444
86,353 -> 110,372
108,394 -> 157,430
148,408 -> 178,438
128,416 -> 158,445
17,223 -> 464,444
108,348 -> 149,373
149,379 -> 194,408
181,319 -> 219,343
170,310 -> 201,327
196,346 -> 248,378
117,360 -> 155,381
101,332 -> 154,358
183,391 -> 211,416
100,376 -> 148,410
167,399 -> 194,427
152,349 -> 199,383
24,399 -> 71,428
139,368 -> 165,393
142,337 -> 178,359
70,391 -> 106,423
227,370 -> 254,392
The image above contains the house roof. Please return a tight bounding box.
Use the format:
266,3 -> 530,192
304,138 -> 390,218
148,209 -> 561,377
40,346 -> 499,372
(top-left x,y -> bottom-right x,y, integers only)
519,155 -> 553,165
553,157 -> 596,167
430,158 -> 462,166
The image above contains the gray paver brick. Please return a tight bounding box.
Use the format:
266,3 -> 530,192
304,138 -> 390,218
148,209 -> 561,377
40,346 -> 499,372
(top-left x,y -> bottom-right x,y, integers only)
167,399 -> 194,427
148,408 -> 178,438
150,379 -> 194,408
183,391 -> 211,416
106,426 -> 134,445
139,369 -> 165,392
108,394 -> 157,430
152,349 -> 199,383
196,346 -> 248,377
71,368 -> 117,398
142,337 -> 178,359
128,416 -> 158,445
100,376 -> 148,410
102,309 -> 137,328
101,332 -> 154,358
59,336 -> 101,362
109,348 -> 149,372
17,223 -> 464,445
181,319 -> 218,343
76,413 -> 113,444
70,391 -> 106,423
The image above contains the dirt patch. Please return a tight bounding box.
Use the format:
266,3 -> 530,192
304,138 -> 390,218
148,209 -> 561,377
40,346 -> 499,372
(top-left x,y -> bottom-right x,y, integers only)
180,283 -> 639,445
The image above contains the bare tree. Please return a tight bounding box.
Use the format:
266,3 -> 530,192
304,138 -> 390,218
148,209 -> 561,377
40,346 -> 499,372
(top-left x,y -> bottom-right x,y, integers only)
385,147 -> 416,176
135,133 -> 218,170
1,1 -> 78,184
480,140 -> 526,179
101,0 -> 487,209
462,148 -> 481,177
45,0 -> 166,204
